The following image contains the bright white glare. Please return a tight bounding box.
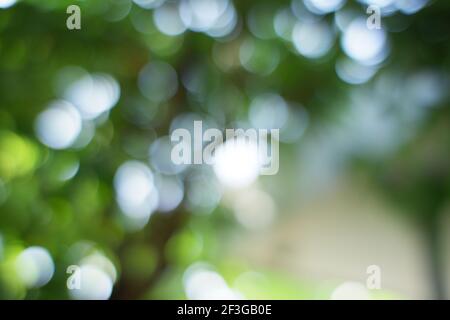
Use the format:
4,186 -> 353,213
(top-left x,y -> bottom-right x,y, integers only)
213,137 -> 261,189
133,0 -> 165,9
114,161 -> 158,226
304,0 -> 346,14
64,73 -> 120,120
249,93 -> 289,130
35,100 -> 82,150
292,21 -> 335,59
330,282 -> 371,300
395,0 -> 428,14
69,265 -> 113,300
155,174 -> 184,212
15,247 -> 55,288
183,264 -> 243,300
341,18 -> 388,65
138,61 -> 178,103
154,3 -> 187,36
336,58 -> 379,84
179,0 -> 229,32
233,189 -> 275,229
0,0 -> 16,9
205,2 -> 237,38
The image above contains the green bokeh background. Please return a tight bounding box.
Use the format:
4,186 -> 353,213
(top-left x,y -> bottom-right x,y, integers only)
0,0 -> 449,299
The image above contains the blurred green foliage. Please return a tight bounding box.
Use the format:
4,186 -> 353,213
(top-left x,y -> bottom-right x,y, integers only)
0,0 -> 449,299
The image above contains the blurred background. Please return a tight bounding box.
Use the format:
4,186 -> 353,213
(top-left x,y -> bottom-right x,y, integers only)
0,0 -> 449,300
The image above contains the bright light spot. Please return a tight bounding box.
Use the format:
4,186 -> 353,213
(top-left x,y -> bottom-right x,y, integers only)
336,58 -> 379,84
0,0 -> 16,9
69,265 -> 113,300
132,0 -> 165,9
177,0 -> 237,38
205,2 -> 237,38
64,73 -> 120,120
35,100 -> 82,150
138,61 -> 178,103
15,247 -> 55,288
179,0 -> 229,32
292,21 -> 335,59
154,3 -> 187,36
249,93 -> 289,130
330,282 -> 371,300
114,161 -> 158,227
183,263 -> 243,300
233,189 -> 275,229
395,0 -> 428,14
155,174 -> 184,212
341,18 -> 388,65
304,0 -> 346,14
213,137 -> 261,189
